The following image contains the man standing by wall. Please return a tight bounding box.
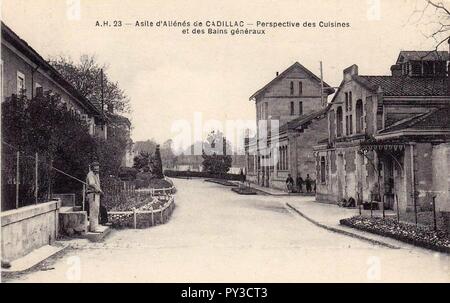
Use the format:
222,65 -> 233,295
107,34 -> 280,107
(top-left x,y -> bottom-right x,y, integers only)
86,161 -> 103,232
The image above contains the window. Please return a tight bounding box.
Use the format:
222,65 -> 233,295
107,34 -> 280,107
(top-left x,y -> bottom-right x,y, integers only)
411,61 -> 421,76
349,114 -> 353,134
35,82 -> 42,96
298,81 -> 303,95
264,102 -> 268,119
355,99 -> 363,133
348,92 -> 352,111
344,92 -> 348,111
336,106 -> 343,137
290,81 -> 294,95
345,116 -> 349,135
299,101 -> 303,115
423,61 -> 434,76
320,156 -> 326,184
290,101 -> 294,115
17,71 -> 25,95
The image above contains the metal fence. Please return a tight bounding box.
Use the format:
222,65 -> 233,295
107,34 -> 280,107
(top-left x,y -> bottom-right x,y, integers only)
357,192 -> 446,232
1,142 -> 88,211
1,142 -> 53,211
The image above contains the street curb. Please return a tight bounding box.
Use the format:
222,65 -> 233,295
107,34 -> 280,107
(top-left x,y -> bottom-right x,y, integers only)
285,203 -> 400,249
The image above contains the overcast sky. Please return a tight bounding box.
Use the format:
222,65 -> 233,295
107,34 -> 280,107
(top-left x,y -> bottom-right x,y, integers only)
2,0 -> 447,148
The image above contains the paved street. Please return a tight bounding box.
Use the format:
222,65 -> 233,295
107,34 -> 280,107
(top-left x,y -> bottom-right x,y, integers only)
4,178 -> 450,282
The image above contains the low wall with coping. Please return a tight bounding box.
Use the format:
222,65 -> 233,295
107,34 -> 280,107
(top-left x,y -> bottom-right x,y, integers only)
1,200 -> 61,261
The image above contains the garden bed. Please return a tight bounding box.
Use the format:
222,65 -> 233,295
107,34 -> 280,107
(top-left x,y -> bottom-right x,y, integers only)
205,179 -> 237,186
108,195 -> 175,229
340,216 -> 450,253
231,187 -> 257,195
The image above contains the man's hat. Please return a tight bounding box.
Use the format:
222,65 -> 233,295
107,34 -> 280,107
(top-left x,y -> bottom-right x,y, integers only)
91,161 -> 100,166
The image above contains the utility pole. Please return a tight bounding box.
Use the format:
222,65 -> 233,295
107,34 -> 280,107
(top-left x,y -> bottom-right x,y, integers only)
320,61 -> 324,107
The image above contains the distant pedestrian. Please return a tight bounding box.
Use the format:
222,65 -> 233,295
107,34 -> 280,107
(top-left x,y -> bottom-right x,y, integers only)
296,174 -> 304,193
305,174 -> 312,193
286,174 -> 294,193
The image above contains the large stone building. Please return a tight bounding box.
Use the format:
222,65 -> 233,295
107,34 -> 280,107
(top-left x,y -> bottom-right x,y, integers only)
314,48 -> 450,218
1,22 -> 107,139
244,62 -> 334,190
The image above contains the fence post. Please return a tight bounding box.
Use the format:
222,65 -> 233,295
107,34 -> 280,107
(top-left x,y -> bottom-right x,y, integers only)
82,184 -> 86,211
150,206 -> 154,226
432,195 -> 437,231
16,151 -> 20,209
133,208 -> 137,229
35,152 -> 39,204
382,194 -> 385,219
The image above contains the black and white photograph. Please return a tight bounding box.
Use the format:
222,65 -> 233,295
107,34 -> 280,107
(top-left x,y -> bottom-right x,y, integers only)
0,0 -> 449,287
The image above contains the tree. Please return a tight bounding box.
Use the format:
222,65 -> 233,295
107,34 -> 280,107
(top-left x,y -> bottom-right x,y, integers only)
1,92 -> 97,199
95,123 -> 130,178
201,130 -> 233,174
410,0 -> 450,52
133,151 -> 152,172
152,145 -> 164,179
49,54 -> 130,114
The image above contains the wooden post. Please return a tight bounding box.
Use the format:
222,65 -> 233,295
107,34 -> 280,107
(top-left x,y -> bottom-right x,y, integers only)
35,152 -> 39,204
150,206 -> 154,226
133,208 -> 137,229
382,194 -> 385,219
16,151 -> 20,209
160,206 -> 163,223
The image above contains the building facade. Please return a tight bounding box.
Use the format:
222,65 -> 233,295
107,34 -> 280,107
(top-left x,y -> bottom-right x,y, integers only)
314,49 -> 450,217
1,22 -> 106,139
244,62 -> 334,190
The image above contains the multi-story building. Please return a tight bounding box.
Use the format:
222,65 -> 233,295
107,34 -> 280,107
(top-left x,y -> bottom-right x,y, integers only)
1,22 -> 106,139
244,62 -> 334,190
314,47 -> 450,218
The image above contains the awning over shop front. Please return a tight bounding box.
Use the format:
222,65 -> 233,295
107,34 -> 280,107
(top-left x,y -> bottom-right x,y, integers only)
359,141 -> 406,152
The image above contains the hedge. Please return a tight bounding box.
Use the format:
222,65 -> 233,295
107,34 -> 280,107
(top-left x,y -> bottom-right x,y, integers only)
164,170 -> 243,181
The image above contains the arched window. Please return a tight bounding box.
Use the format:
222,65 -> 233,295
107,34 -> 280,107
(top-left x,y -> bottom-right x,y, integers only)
320,156 -> 326,183
355,99 -> 364,133
336,106 -> 343,137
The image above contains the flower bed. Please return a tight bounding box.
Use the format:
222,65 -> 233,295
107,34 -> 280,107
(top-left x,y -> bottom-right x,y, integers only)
205,179 -> 237,187
340,216 -> 450,253
108,195 -> 175,229
231,187 -> 257,195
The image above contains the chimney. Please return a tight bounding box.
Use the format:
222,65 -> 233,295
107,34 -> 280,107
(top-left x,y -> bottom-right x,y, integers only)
343,64 -> 358,81
276,71 -> 279,76
390,64 -> 402,77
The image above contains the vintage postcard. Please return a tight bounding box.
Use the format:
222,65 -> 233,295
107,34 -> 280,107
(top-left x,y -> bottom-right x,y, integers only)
0,0 -> 449,288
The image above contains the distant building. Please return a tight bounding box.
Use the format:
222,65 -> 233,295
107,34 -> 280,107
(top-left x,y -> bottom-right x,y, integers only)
0,22 -> 107,139
314,47 -> 450,218
244,62 -> 334,190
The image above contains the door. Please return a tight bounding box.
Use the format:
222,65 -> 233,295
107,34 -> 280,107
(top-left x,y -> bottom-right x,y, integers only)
337,154 -> 344,201
383,158 -> 395,209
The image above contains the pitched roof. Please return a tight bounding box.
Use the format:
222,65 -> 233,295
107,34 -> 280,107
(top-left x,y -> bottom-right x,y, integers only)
353,75 -> 450,96
378,106 -> 450,134
107,113 -> 131,127
1,22 -> 103,116
279,106 -> 329,133
249,62 -> 333,100
396,51 -> 449,63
